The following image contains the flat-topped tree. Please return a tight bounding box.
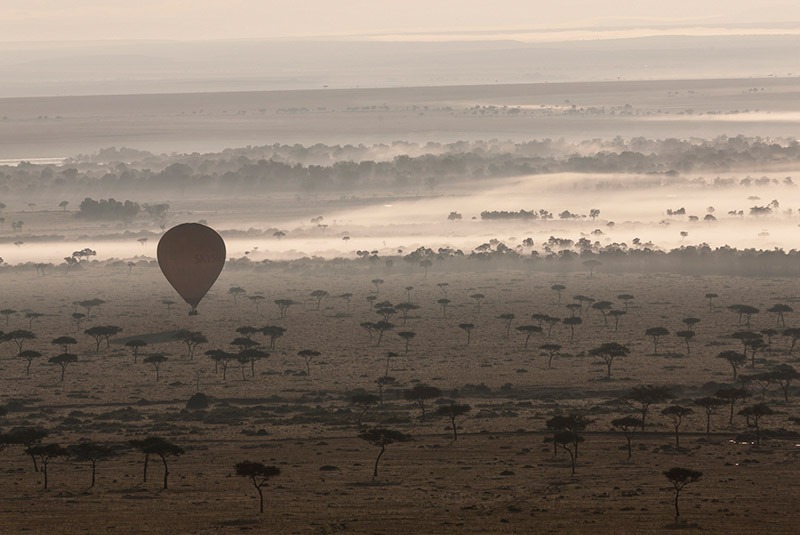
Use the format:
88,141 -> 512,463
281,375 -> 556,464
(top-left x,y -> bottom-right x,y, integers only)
396,330 -> 415,353
373,321 -> 394,347
738,403 -> 774,445
437,298 -> 450,317
717,350 -> 746,381
235,461 -> 280,513
760,328 -> 778,349
645,327 -> 669,354
611,416 -> 642,459
350,391 -> 380,427
124,339 -> 147,363
371,279 -> 384,294
67,442 -> 118,488
539,343 -> 561,368
768,304 -> 793,327
274,299 -> 295,318
676,330 -> 695,354
458,323 -> 474,346
206,349 -> 234,380
310,290 -> 328,310
589,342 -> 630,378
617,294 -> 634,312
551,284 -> 566,304
583,259 -> 601,278
545,414 -> 592,459
544,315 -> 561,336
661,405 -> 694,447
376,376 -> 396,404
297,349 -> 320,376
161,299 -> 176,315
664,467 -> 702,525
705,293 -> 718,311
49,353 -> 77,382
25,444 -> 67,489
731,331 -> 763,366
498,313 -> 515,338
338,293 -> 353,310
470,293 -> 485,311
228,286 -> 246,304
6,330 -> 36,354
395,303 -> 419,325
1,308 -> 17,326
729,304 -> 759,328
51,336 -> 77,354
130,436 -> 184,489
516,325 -> 542,349
626,385 -> 672,429
436,282 -> 449,298
240,348 -> 268,377
78,298 -> 105,316
143,354 -> 167,381
693,397 -> 726,434
436,403 -> 471,441
19,350 -> 41,376
771,364 -> 800,402
25,312 -> 44,328
784,327 -> 800,353
403,384 -> 442,419
261,326 -> 286,350
84,325 -> 122,352
591,301 -> 613,325
248,295 -> 266,312
682,317 -> 701,330
358,427 -> 412,479
4,426 -> 48,471
175,330 -> 207,359
563,316 -> 582,341
71,313 -> 86,330
715,387 -> 748,425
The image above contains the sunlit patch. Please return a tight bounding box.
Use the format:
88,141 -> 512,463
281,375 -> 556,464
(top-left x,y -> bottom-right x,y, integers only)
384,204 -> 392,208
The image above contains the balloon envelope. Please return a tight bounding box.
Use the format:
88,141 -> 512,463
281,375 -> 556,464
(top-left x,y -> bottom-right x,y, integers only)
157,223 -> 226,311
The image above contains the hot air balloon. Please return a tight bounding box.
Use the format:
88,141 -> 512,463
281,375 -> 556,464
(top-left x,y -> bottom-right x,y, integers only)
157,223 -> 226,315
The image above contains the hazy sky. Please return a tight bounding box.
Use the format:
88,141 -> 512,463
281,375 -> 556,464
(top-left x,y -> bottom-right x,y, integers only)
3,0 -> 800,42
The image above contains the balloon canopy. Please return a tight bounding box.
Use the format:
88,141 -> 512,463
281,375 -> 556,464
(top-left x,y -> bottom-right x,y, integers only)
157,223 -> 226,313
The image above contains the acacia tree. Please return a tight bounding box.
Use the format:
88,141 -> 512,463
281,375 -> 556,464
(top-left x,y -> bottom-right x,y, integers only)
175,330 -> 207,359
729,304 -> 759,328
373,321 -> 394,347
553,430 -> 584,476
661,405 -> 694,447
6,329 -> 36,354
545,414 -> 592,460
705,293 -> 718,311
124,339 -> 147,363
4,426 -> 48,471
611,416 -> 642,459
715,387 -> 748,425
771,364 -> 800,401
626,385 -> 672,429
693,397 -> 726,434
563,316 -> 582,341
358,428 -> 412,479
551,284 -> 566,304
350,391 -> 380,427
274,299 -> 295,318
229,286 -> 246,304
645,327 -> 670,354
49,353 -> 77,382
539,343 -> 561,368
738,403 -> 774,445
470,293 -> 485,311
768,304 -> 792,326
51,336 -> 78,354
206,349 -> 234,380
261,326 -> 286,350
437,298 -> 450,317
458,323 -> 475,345
235,461 -> 280,513
383,351 -> 399,376
376,376 -> 396,404
608,310 -> 626,332
498,313 -> 515,338
397,331 -> 416,353
19,350 -> 41,376
717,350 -> 746,381
395,303 -> 419,325
67,442 -> 118,488
25,443 -> 67,489
664,467 -> 702,525
310,290 -> 328,310
591,301 -> 613,325
403,384 -> 442,419
516,325 -> 542,349
130,436 -> 184,489
617,294 -> 634,312
436,404 -> 471,441
675,330 -> 695,354
143,354 -> 167,382
298,349 -> 321,376
589,342 -> 630,378
84,325 -> 123,351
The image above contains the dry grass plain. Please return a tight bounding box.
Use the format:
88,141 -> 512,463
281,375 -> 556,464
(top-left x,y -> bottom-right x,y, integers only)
1,260 -> 800,534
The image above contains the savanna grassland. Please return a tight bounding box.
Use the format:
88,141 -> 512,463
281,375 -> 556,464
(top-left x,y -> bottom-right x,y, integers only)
1,254 -> 799,534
